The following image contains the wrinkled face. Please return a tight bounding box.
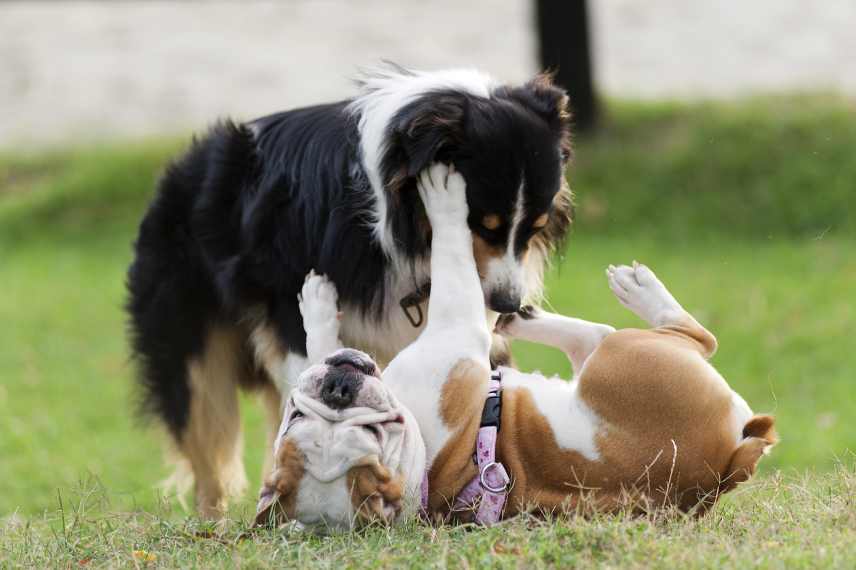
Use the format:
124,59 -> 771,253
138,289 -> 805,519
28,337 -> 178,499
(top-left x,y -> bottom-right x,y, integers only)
255,349 -> 425,531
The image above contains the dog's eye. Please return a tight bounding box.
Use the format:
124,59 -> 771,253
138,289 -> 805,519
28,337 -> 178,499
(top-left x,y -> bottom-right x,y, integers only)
289,410 -> 305,422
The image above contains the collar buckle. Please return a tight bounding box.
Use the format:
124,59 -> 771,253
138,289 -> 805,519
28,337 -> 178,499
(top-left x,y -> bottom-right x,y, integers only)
479,461 -> 510,494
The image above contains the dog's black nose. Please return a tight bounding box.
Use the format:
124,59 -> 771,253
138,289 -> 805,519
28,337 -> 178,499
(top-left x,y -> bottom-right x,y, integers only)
488,291 -> 521,314
320,367 -> 363,409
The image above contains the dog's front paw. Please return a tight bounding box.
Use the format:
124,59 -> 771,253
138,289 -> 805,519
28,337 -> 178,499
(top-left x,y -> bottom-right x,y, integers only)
416,162 -> 468,228
298,271 -> 340,330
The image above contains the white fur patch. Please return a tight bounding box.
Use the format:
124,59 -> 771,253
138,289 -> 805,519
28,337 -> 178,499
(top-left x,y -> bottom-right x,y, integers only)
346,66 -> 497,255
729,390 -> 754,445
295,476 -> 353,531
499,367 -> 602,461
482,182 -> 527,304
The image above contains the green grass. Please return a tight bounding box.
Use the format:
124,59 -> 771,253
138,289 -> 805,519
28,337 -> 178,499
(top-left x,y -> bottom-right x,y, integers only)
1,95 -> 855,567
2,467 -> 855,568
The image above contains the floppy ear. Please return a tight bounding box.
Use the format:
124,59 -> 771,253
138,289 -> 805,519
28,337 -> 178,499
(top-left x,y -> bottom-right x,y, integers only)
720,414 -> 778,494
510,73 -> 572,162
254,482 -> 285,527
385,92 -> 469,189
524,73 -> 571,123
346,457 -> 404,525
253,438 -> 305,527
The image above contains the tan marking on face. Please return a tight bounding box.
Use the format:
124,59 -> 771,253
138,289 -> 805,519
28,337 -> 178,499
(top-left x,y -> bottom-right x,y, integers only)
471,234 -> 504,279
254,437 -> 305,526
346,459 -> 405,525
481,214 -> 502,230
424,358 -> 490,517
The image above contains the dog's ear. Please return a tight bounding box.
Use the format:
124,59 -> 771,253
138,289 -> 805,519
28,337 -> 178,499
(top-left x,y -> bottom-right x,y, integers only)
254,481 -> 286,527
510,73 -> 572,162
253,438 -> 305,527
386,92 -> 469,189
720,414 -> 777,494
520,73 -> 571,126
346,458 -> 404,525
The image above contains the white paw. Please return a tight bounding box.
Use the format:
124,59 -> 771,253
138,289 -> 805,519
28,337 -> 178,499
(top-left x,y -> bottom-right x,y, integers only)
494,306 -> 541,337
416,162 -> 468,228
298,270 -> 340,330
605,261 -> 682,327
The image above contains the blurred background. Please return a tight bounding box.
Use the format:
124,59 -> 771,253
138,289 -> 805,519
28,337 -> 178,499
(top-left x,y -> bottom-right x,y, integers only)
1,1 -> 854,517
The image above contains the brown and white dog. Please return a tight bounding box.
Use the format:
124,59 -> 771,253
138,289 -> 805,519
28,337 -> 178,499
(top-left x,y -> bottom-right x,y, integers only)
255,164 -> 777,530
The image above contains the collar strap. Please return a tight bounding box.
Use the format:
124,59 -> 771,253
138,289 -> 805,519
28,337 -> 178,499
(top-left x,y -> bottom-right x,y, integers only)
400,282 -> 431,328
421,370 -> 510,525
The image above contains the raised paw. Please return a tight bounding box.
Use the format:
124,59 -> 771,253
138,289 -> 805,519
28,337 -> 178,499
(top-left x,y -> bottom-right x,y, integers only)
298,270 -> 340,330
605,261 -> 682,327
416,162 -> 468,228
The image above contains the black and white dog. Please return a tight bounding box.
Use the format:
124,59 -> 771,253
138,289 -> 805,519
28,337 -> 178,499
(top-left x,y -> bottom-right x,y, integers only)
126,65 -> 573,517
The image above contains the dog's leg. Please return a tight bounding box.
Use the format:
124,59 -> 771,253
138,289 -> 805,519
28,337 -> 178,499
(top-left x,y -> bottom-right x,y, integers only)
496,309 -> 615,374
180,326 -> 248,519
383,164 -> 491,460
298,270 -> 344,364
607,262 -> 717,357
259,382 -> 282,480
419,165 -> 489,336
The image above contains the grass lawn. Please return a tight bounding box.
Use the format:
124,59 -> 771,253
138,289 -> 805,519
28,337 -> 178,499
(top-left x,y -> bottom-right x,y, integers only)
1,95 -> 854,567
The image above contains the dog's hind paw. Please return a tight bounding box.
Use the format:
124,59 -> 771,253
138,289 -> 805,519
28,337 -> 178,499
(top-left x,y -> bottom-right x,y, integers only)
606,261 -> 683,327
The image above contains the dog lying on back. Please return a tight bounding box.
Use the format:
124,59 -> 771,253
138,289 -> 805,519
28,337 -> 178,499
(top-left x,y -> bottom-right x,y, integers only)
255,164 -> 777,529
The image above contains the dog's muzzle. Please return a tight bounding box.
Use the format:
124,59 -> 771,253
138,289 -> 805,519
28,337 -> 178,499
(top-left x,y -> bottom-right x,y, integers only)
488,290 -> 521,314
321,349 -> 379,409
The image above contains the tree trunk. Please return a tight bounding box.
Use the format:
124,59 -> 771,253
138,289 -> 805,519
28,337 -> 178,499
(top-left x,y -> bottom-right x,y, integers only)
535,0 -> 597,132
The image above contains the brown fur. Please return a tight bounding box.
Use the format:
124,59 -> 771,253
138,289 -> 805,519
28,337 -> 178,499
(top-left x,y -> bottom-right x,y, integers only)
720,415 -> 778,494
182,326 -> 250,519
431,321 -> 774,521
471,234 -> 504,280
249,320 -> 289,382
259,383 -> 283,479
254,438 -> 305,526
489,333 -> 514,368
346,459 -> 406,524
426,358 -> 490,516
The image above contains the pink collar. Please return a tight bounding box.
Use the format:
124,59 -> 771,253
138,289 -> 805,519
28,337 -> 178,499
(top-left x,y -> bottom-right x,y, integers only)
420,370 -> 510,525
